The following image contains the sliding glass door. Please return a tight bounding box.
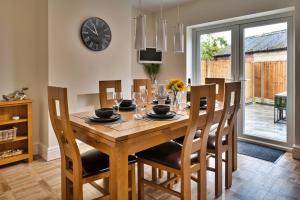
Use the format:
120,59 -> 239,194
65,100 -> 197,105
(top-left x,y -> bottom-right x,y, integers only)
239,17 -> 293,147
192,15 -> 294,148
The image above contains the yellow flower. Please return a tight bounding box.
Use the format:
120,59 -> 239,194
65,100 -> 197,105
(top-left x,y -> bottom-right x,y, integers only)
174,81 -> 186,91
166,79 -> 186,92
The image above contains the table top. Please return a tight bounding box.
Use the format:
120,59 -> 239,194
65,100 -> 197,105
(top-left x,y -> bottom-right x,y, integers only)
275,91 -> 287,97
70,105 -> 223,143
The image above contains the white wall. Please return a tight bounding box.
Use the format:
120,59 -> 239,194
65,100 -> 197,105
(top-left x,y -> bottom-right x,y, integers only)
0,0 -> 48,154
46,0 -> 133,154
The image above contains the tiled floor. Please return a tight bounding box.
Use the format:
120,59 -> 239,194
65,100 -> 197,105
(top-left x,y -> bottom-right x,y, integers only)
0,145 -> 300,200
245,103 -> 287,142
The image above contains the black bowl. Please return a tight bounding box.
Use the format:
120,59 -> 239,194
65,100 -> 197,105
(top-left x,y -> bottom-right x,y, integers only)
153,105 -> 170,115
120,100 -> 133,107
95,108 -> 114,118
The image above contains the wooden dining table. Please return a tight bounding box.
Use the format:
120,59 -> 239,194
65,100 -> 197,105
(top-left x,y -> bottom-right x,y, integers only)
69,106 -> 237,200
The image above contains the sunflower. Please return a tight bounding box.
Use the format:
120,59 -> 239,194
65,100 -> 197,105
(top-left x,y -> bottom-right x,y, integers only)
166,79 -> 186,92
174,81 -> 186,91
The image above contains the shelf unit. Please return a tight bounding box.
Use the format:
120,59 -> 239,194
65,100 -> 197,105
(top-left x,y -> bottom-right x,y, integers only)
0,100 -> 33,166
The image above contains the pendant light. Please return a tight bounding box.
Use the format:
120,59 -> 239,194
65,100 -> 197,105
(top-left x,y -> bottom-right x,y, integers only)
134,0 -> 146,50
174,4 -> 184,53
156,0 -> 167,52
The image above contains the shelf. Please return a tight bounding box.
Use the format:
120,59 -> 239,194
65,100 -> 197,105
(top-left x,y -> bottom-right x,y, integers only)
0,119 -> 28,126
0,136 -> 28,145
0,100 -> 32,107
0,153 -> 29,165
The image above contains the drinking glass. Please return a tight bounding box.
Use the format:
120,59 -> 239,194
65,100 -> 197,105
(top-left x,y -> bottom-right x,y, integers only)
155,84 -> 168,104
132,92 -> 146,115
140,88 -> 148,104
177,91 -> 187,114
113,92 -> 123,113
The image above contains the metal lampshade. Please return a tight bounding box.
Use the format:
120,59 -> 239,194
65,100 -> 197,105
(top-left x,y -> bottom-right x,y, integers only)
134,14 -> 146,50
156,18 -> 167,52
174,23 -> 184,53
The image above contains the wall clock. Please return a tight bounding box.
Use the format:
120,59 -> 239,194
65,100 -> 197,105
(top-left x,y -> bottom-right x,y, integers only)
81,17 -> 112,51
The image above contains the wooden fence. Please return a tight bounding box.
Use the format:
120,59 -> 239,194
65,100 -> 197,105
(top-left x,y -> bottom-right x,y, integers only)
201,60 -> 287,102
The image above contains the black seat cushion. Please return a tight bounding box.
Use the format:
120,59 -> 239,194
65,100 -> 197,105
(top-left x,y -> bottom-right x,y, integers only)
136,141 -> 199,170
207,133 -> 227,149
81,149 -> 137,178
174,124 -> 219,144
173,130 -> 202,144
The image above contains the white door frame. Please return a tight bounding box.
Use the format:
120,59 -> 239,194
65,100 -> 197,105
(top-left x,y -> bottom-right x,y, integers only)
238,16 -> 294,148
189,8 -> 295,149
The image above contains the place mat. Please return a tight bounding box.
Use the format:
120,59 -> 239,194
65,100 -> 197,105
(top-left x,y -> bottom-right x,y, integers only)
106,119 -> 149,131
237,141 -> 285,163
72,113 -> 127,125
144,114 -> 181,121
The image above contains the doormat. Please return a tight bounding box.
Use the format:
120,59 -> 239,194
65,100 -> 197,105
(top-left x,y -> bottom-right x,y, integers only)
237,141 -> 285,163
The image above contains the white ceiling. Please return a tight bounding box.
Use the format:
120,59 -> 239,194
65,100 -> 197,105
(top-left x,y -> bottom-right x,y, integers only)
133,0 -> 195,12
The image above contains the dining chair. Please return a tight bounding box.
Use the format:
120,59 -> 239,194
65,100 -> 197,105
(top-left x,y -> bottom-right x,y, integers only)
136,84 -> 216,200
99,80 -> 122,108
133,79 -> 152,102
206,81 -> 241,198
205,78 -> 225,103
48,86 -> 137,200
133,79 -> 161,179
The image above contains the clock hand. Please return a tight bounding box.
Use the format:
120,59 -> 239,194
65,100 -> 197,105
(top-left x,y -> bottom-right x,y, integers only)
92,24 -> 99,36
86,25 -> 98,35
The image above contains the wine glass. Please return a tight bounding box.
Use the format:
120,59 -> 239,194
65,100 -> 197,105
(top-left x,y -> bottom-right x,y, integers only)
177,91 -> 187,114
140,88 -> 148,104
132,92 -> 145,116
155,84 -> 168,104
113,92 -> 123,113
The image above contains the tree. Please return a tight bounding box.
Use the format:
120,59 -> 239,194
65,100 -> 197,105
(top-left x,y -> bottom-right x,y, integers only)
200,34 -> 228,79
201,34 -> 228,61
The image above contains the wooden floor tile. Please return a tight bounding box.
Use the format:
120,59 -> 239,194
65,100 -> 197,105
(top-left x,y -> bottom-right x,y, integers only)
0,147 -> 300,200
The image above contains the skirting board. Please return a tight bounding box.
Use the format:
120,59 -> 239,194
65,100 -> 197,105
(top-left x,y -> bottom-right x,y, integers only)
38,144 -> 60,161
35,140 -> 83,161
292,146 -> 300,160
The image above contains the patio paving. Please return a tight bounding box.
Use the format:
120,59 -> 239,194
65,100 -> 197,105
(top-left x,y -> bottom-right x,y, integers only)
245,103 -> 287,142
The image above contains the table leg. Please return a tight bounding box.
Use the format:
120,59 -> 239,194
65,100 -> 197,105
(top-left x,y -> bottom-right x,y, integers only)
109,146 -> 129,200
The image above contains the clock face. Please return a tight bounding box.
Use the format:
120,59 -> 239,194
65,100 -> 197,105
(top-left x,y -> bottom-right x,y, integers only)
81,17 -> 112,51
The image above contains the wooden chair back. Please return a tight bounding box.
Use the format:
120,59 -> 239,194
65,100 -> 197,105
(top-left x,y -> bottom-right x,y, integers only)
48,86 -> 82,179
99,80 -> 122,108
133,79 -> 152,101
205,78 -> 225,102
181,84 -> 216,168
215,82 -> 241,147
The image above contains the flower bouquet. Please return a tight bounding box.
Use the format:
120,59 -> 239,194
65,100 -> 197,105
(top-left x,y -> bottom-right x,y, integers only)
166,79 -> 186,105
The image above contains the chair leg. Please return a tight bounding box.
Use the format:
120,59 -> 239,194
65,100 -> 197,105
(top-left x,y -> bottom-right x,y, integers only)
138,162 -> 144,200
61,174 -> 68,200
181,172 -> 191,200
103,177 -> 109,195
197,169 -> 207,200
225,149 -> 233,189
72,180 -> 83,200
167,172 -> 174,189
158,169 -> 163,178
152,167 -> 157,182
130,164 -> 137,200
215,152 -> 223,198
